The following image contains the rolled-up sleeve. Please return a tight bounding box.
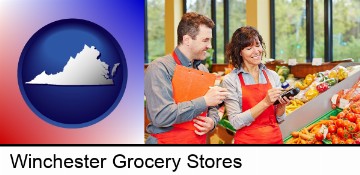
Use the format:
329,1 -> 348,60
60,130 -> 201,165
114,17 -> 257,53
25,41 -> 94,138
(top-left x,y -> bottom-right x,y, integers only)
276,112 -> 286,123
207,106 -> 220,131
221,74 -> 254,130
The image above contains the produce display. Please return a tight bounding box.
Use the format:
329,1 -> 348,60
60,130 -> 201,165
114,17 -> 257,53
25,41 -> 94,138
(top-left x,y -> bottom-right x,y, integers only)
294,67 -> 348,102
285,118 -> 334,144
285,106 -> 360,144
326,107 -> 360,144
285,78 -> 360,144
285,66 -> 354,115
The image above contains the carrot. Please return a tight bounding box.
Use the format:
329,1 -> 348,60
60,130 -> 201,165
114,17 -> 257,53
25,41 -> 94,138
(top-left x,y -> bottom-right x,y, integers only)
299,133 -> 313,140
329,116 -> 338,120
291,131 -> 300,138
285,138 -> 294,144
318,120 -> 330,125
306,124 -> 315,131
311,125 -> 321,133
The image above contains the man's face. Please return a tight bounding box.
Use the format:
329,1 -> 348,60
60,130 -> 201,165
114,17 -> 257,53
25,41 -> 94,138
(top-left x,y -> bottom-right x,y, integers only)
188,25 -> 212,60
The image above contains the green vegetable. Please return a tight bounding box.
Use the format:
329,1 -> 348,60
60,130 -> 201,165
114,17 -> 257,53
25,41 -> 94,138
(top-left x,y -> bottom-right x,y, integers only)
316,72 -> 324,78
320,76 -> 329,82
325,78 -> 337,86
277,66 -> 290,79
275,65 -> 281,73
279,75 -> 285,83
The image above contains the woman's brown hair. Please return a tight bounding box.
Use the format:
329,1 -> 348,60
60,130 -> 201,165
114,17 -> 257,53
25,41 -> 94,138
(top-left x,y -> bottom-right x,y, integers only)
226,26 -> 266,68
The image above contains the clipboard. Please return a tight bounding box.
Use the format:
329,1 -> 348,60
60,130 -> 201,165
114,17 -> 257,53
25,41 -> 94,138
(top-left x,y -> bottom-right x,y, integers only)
172,64 -> 216,130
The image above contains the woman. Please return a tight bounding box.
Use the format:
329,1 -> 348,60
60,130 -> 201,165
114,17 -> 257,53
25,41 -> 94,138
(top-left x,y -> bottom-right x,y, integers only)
222,26 -> 290,144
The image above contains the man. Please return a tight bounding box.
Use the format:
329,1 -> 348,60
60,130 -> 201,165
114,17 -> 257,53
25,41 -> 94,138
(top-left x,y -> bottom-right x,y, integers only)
145,12 -> 228,144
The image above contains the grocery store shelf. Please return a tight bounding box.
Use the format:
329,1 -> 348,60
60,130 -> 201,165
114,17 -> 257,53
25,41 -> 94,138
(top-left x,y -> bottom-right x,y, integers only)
279,69 -> 360,139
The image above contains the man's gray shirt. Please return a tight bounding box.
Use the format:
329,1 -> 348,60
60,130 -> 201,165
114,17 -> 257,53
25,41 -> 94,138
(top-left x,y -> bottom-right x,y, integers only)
144,47 -> 219,143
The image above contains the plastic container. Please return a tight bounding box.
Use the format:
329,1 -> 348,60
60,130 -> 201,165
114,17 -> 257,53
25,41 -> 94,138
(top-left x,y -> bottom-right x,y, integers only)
283,108 -> 342,144
281,81 -> 290,89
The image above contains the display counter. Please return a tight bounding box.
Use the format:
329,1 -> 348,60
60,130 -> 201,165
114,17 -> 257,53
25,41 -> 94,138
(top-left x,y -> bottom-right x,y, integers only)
279,66 -> 360,139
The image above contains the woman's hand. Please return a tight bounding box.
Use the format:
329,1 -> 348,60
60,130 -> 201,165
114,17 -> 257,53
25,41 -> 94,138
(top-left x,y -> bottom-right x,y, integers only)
263,88 -> 283,106
276,96 -> 292,108
275,96 -> 293,117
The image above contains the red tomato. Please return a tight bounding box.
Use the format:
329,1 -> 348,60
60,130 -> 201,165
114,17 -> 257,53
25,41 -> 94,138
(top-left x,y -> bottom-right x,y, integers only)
345,138 -> 354,144
336,119 -> 344,128
343,120 -> 350,129
354,132 -> 360,139
346,113 -> 357,123
356,114 -> 360,118
331,134 -> 338,141
305,140 -> 311,144
356,138 -> 360,144
355,116 -> 360,124
327,120 -> 334,126
326,133 -> 331,140
337,128 -> 344,138
315,141 -> 323,144
332,138 -> 340,144
337,112 -> 345,119
307,140 -> 315,144
350,103 -> 360,114
315,132 -> 324,141
343,130 -> 351,139
346,122 -> 358,133
328,125 -> 337,133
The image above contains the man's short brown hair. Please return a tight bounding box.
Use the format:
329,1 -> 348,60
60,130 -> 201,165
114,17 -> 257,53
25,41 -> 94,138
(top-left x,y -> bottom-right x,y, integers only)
177,12 -> 215,45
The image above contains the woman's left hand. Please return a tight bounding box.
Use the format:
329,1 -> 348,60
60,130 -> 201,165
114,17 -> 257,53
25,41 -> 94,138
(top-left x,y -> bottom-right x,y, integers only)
276,96 -> 293,108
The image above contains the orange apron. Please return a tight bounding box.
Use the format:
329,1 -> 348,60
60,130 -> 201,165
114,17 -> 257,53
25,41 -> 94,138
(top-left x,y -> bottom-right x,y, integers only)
234,70 -> 283,144
151,51 -> 207,144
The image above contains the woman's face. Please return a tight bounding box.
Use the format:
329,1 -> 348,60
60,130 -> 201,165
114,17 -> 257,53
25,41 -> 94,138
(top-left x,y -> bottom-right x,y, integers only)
240,37 -> 263,66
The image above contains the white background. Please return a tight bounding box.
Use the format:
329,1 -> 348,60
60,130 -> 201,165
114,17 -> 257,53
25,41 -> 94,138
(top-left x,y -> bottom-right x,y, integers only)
1,146 -> 359,174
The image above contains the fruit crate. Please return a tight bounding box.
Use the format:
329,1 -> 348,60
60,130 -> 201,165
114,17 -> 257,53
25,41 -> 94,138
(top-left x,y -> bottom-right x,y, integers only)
283,108 -> 343,144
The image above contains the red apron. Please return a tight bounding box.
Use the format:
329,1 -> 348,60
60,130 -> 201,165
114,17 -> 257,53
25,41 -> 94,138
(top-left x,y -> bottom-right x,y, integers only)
151,51 -> 207,144
234,70 -> 283,144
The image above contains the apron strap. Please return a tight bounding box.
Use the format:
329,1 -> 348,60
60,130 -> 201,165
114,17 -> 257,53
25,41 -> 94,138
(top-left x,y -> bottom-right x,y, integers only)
151,50 -> 208,144
238,69 -> 270,86
172,51 -> 181,65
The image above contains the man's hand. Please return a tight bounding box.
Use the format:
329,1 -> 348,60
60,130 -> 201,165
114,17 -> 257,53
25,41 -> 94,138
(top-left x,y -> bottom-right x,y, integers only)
204,86 -> 228,106
193,116 -> 214,136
